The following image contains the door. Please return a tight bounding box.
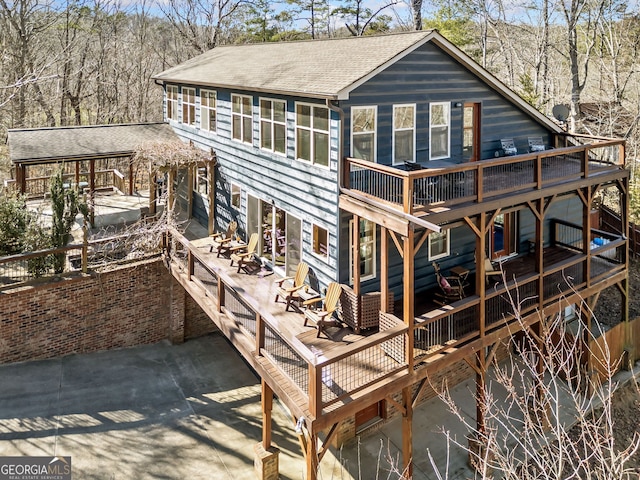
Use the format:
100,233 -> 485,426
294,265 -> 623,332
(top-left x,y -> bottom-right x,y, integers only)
491,212 -> 517,259
463,103 -> 480,162
247,195 -> 301,275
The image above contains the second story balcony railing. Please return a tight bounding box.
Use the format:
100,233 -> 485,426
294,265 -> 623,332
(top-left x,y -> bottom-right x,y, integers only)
342,134 -> 625,216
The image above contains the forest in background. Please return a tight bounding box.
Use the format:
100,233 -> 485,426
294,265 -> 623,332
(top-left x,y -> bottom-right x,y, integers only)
1,0 -> 639,211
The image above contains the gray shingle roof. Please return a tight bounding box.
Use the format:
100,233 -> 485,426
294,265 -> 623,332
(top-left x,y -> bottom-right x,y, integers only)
152,31 -> 434,99
8,123 -> 179,164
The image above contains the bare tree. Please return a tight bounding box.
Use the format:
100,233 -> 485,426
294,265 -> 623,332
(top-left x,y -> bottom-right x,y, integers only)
429,294 -> 639,479
156,0 -> 247,54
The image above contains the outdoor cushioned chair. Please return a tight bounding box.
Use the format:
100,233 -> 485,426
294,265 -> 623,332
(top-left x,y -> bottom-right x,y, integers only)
432,262 -> 465,304
274,262 -> 310,311
484,258 -> 503,286
210,221 -> 237,254
528,136 -> 546,153
303,282 -> 343,338
230,233 -> 259,273
500,138 -> 518,156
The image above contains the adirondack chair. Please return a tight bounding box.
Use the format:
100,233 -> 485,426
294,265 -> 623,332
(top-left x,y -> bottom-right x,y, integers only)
304,282 -> 343,338
230,233 -> 260,273
210,221 -> 238,254
274,262 -> 310,311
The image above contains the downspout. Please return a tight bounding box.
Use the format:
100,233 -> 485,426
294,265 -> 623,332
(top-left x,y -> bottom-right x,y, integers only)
327,98 -> 346,284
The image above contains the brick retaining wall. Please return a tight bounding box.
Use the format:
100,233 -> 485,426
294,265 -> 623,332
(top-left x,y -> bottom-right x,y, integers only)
0,258 -> 214,364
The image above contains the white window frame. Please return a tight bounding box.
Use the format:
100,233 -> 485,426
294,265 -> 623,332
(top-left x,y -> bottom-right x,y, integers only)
232,94 -> 253,144
231,183 -> 241,209
260,97 -> 287,155
350,106 -> 377,162
312,222 -> 329,260
194,164 -> 209,195
429,102 -> 451,160
393,104 -> 416,165
166,85 -> 178,121
295,102 -> 330,167
349,218 -> 376,281
201,89 -> 217,133
182,87 -> 196,126
428,229 -> 450,260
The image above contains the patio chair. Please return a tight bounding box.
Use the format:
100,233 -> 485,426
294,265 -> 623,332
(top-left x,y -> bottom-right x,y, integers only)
500,138 -> 518,156
274,262 -> 310,311
432,262 -> 465,305
230,233 -> 260,273
210,221 -> 238,253
528,136 -> 546,153
484,258 -> 503,287
303,282 -> 343,338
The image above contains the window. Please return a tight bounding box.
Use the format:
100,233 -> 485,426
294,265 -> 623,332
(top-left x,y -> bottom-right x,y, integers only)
430,102 -> 450,160
428,229 -> 450,260
393,104 -> 415,164
350,218 -> 376,280
195,165 -> 208,194
232,94 -> 253,144
231,183 -> 241,209
296,103 -> 329,167
201,90 -> 217,132
312,224 -> 329,258
260,98 -> 286,154
351,106 -> 376,162
182,87 -> 196,126
166,85 -> 178,121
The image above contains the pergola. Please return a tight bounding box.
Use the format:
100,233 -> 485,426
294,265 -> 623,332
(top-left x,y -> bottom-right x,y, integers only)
6,123 -> 213,226
7,123 -> 179,196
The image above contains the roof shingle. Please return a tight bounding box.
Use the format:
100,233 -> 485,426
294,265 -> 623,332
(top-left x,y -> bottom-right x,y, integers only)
152,31 -> 434,98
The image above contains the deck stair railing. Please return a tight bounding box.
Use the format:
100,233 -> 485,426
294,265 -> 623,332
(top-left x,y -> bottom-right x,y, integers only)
343,137 -> 624,216
164,229 -> 409,418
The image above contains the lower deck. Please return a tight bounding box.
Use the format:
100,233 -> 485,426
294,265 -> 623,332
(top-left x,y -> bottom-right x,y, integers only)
166,223 -> 626,429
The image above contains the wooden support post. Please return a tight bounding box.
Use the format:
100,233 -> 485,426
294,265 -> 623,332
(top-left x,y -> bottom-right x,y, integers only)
16,164 -> 26,194
475,350 -> 487,436
89,159 -> 96,226
208,159 -> 215,235
187,165 -> 193,219
403,230 -> 415,369
168,168 -> 176,213
305,432 -> 318,480
352,214 -> 361,296
148,171 -> 156,215
75,161 -> 80,186
401,386 -> 413,479
129,161 -> 134,195
261,380 -> 273,449
381,226 -> 389,313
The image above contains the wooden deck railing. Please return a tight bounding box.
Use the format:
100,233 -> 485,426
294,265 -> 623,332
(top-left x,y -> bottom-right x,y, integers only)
342,137 -> 625,216
0,231 -> 157,287
411,220 -> 626,361
164,229 -> 409,418
3,169 -> 130,198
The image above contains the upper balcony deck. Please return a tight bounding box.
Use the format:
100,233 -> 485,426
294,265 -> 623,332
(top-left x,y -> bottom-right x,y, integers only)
341,134 -> 626,225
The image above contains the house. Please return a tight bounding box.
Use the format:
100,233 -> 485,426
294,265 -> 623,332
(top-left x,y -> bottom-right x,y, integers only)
152,31 -> 632,479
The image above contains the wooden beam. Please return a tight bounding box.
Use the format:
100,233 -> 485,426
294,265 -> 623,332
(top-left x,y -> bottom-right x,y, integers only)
401,386 -> 413,479
305,432 -> 318,480
414,229 -> 431,257
353,214 -> 361,296
412,378 -> 428,409
318,423 -> 339,462
389,231 -> 403,258
208,160 -> 215,235
403,231 -> 415,370
381,227 -> 389,314
261,380 -> 273,449
386,395 -> 406,416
